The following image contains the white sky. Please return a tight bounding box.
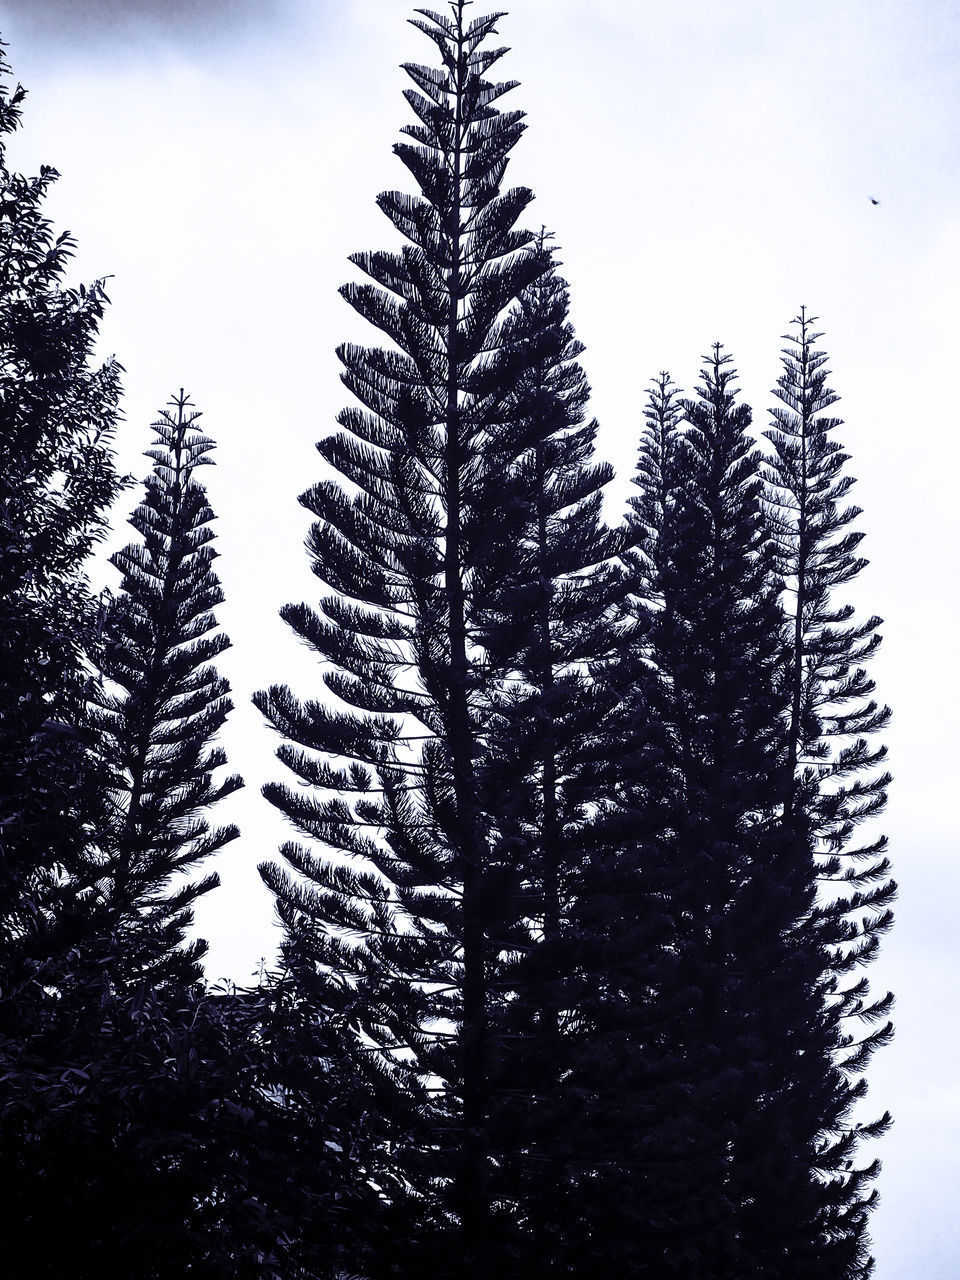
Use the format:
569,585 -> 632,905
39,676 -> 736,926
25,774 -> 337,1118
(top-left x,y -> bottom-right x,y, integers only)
0,1 -> 957,1275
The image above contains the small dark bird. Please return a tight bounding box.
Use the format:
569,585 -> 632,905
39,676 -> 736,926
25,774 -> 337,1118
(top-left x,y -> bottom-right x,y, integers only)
870,197 -> 880,205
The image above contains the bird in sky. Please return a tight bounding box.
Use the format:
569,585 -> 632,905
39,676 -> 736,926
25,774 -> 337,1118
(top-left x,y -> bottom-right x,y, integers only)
870,197 -> 880,205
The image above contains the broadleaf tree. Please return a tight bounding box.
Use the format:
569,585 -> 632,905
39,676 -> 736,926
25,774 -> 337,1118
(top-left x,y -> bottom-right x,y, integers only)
0,41 -> 122,1000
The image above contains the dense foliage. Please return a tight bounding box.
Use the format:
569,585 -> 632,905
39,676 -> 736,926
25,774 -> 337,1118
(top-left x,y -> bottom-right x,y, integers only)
0,39 -> 122,1006
89,389 -> 242,989
0,9 -> 893,1280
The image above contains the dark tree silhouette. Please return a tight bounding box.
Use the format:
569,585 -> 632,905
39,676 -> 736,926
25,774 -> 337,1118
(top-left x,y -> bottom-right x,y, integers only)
533,368 -> 695,1276
0,15 -> 897,1279
0,384 -> 259,1280
469,240 -> 629,1271
605,330 -> 894,1278
628,368 -> 684,606
630,346 -> 794,1273
764,310 -> 894,1278
252,7 -> 618,1274
0,41 -> 122,996
90,389 -> 242,988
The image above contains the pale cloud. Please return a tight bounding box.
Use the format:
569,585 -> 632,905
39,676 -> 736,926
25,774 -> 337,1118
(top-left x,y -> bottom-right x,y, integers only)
0,0 -> 303,57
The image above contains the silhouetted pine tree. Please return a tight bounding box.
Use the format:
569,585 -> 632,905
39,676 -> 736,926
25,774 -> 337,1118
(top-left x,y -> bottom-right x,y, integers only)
628,369 -> 683,605
530,368 -> 700,1277
631,345 -> 797,1274
470,241 -> 631,1270
1,382 -> 255,1279
2,392 -> 353,1280
763,310 -> 894,1279
255,6 -> 554,1274
90,389 -> 242,988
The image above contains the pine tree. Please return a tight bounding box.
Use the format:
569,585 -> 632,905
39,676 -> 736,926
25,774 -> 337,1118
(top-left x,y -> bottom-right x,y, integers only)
0,393 -> 331,1280
253,7 -> 608,1274
628,369 -> 684,605
90,389 -> 242,988
469,240 -> 630,1270
764,310 -> 894,1278
611,328 -> 894,1278
526,368 -> 694,1276
624,345 -> 795,1274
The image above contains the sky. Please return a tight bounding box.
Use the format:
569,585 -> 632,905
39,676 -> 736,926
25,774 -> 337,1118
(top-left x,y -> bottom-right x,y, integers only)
0,0 -> 957,1274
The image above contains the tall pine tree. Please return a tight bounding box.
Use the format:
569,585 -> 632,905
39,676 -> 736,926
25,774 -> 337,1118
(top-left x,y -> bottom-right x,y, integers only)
469,239 -> 629,1272
255,5 -> 553,1273
764,310 -> 894,1278
627,345 -> 795,1275
2,388 -> 257,1280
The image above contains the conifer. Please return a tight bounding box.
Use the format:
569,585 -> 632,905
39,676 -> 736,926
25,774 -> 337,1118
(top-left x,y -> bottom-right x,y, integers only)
631,345 -> 793,1273
764,311 -> 894,1278
628,369 -> 684,604
472,241 -> 629,1268
90,390 -> 241,987
255,5 -> 554,1271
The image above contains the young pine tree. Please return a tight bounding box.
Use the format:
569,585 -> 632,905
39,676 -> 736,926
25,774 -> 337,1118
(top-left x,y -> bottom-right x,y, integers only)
764,310 -> 894,1279
90,389 -> 242,988
2,392 -> 251,1280
627,369 -> 684,605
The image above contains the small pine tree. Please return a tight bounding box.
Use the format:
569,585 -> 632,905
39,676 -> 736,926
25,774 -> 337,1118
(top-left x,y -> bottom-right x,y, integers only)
628,369 -> 684,605
90,389 -> 242,988
0,389 -> 252,1280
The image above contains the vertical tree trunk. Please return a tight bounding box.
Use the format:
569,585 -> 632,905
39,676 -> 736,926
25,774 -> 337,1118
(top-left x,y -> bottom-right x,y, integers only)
443,17 -> 488,1269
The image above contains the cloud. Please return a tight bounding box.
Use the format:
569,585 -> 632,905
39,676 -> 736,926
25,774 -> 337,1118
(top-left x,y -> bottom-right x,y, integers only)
0,0 -> 295,55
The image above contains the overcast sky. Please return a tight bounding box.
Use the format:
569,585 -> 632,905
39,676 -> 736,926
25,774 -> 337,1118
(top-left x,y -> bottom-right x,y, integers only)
0,1 -> 957,1275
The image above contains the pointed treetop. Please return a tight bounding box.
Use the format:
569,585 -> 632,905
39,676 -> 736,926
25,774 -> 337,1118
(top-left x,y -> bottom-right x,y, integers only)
411,4 -> 507,48
147,389 -> 217,478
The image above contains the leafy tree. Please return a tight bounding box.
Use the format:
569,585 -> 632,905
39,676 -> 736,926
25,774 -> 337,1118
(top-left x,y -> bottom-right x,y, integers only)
0,57 -> 131,1257
764,310 -> 894,1278
0,39 -> 122,997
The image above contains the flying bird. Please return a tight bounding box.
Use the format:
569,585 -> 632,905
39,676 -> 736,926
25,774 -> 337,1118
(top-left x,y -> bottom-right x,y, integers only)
870,197 -> 880,205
